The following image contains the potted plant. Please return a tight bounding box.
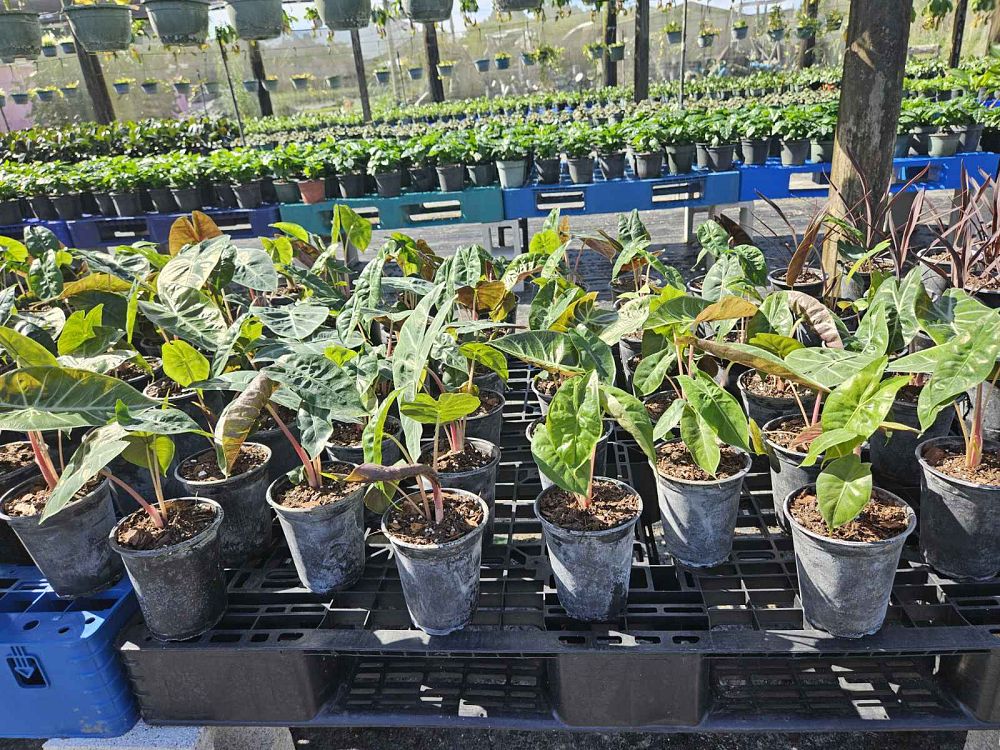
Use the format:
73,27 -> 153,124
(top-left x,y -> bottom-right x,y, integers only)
584,41 -> 604,61
766,5 -> 786,40
664,20 -> 682,44
112,77 -> 134,95
405,64 -> 422,80
495,52 -> 511,69
437,60 -> 455,77
532,123 -> 562,183
142,0 -> 211,45
374,67 -> 390,84
290,72 -> 314,90
34,86 -> 57,103
701,110 -> 739,171
141,78 -> 159,94
368,138 -> 404,198
262,74 -> 280,91
607,40 -> 624,61
332,140 -> 368,198
521,50 -> 536,65
807,101 -> 838,163
401,0 -> 454,23
493,130 -> 530,189
168,154 -> 207,211
561,122 -> 595,184
773,104 -> 813,165
628,120 -> 665,179
531,371 -> 655,620
697,21 -> 718,47
738,107 -> 774,165
58,35 -> 76,54
297,151 -> 328,204
0,9 -> 41,60
225,0 -> 283,39
826,10 -> 843,31
64,0 -> 133,52
428,131 -> 466,192
10,91 -> 29,105
41,33 -> 57,57
243,78 -> 260,92
795,13 -> 821,39
732,17 -> 748,39
172,77 -> 192,96
594,122 -> 627,180
315,0 -> 372,29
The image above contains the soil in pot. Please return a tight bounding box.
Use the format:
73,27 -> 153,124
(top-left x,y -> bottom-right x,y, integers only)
532,372 -> 573,414
175,443 -> 272,566
382,490 -> 488,635
465,390 -> 504,446
917,438 -> 1000,580
112,498 -> 226,641
739,370 -> 812,426
535,479 -> 640,621
769,267 -> 825,296
762,415 -> 821,529
419,438 -> 500,539
787,487 -> 914,638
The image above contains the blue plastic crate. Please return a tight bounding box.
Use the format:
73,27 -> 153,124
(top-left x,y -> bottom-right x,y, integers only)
502,167 -> 740,220
0,219 -> 73,247
737,152 -> 1000,202
0,565 -> 138,739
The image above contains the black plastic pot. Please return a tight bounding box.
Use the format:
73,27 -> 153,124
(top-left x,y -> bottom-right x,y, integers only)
422,438 -> 500,541
762,415 -> 821,530
598,152 -> 626,180
214,183 -> 238,208
928,131 -> 960,157
531,376 -> 556,415
466,390 -> 505,447
894,133 -> 912,158
705,143 -> 736,172
375,171 -> 402,197
534,478 -> 641,622
110,192 -> 143,218
654,441 -> 751,567
785,485 -> 914,638
910,125 -> 936,156
0,476 -> 122,597
779,138 -> 810,166
870,395 -> 952,486
567,157 -> 595,184
408,165 -> 436,192
173,443 -> 273,567
739,138 -> 771,166
92,192 -> 116,216
148,187 -> 177,214
225,0 -> 283,40
0,450 -> 39,564
473,369 -> 505,394
768,267 -> 824,297
232,182 -> 263,209
28,195 -> 57,221
737,369 -> 802,426
268,470 -> 366,594
436,164 -> 464,192
51,194 -> 83,221
171,187 -> 203,212
956,123 -> 983,153
143,0 -> 211,45
382,490 -> 488,635
64,4 -> 132,52
535,156 -> 562,184
665,144 -> 696,174
917,437 -> 1000,580
633,151 -> 663,179
110,499 -> 226,641
466,163 -> 496,187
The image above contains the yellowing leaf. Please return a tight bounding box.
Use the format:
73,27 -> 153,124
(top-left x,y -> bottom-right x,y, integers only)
168,211 -> 222,256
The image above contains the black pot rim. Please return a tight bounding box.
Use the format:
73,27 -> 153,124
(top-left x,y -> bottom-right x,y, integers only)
327,416 -> 402,451
0,473 -> 110,524
419,436 -> 500,479
173,442 -> 272,487
783,484 -> 915,548
266,461 -> 365,516
467,389 -> 506,421
109,497 -> 223,558
737,369 -> 801,402
533,476 -> 641,537
381,490 -> 488,551
916,435 -> 1000,490
653,438 -> 752,487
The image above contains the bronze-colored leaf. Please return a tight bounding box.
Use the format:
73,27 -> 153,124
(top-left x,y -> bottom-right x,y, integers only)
714,213 -> 754,247
168,211 -> 223,257
786,213 -> 823,288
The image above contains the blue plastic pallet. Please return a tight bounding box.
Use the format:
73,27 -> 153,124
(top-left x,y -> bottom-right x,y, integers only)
0,565 -> 138,739
737,152 -> 1000,201
502,166 -> 740,219
0,218 -> 73,247
278,186 -> 504,234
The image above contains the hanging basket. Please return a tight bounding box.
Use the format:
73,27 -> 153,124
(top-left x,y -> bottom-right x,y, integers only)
474,58 -> 489,71
374,69 -> 390,84
314,0 -> 371,30
767,27 -> 785,41
243,79 -> 261,92
35,89 -> 55,102
59,40 -> 76,53
696,33 -> 715,48
173,81 -> 192,96
262,77 -> 280,91
408,66 -> 423,80
203,81 -> 221,96
401,0 -> 453,24
795,25 -> 813,39
10,92 -> 29,105
494,0 -> 541,11
437,63 -> 453,77
608,43 -> 624,61
521,51 -> 536,65
64,4 -> 133,53
325,74 -> 341,88
225,0 -> 283,41
142,0 -> 211,46
141,81 -> 159,94
42,43 -> 57,57
732,25 -> 748,39
60,85 -> 79,97
0,10 -> 42,60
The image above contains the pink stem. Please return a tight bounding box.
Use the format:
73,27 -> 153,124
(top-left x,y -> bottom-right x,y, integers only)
266,404 -> 320,488
101,472 -> 164,528
28,432 -> 59,490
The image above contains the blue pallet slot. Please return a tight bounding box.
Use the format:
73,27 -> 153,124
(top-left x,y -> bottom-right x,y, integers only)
737,152 -> 1000,201
146,205 -> 281,244
502,166 -> 740,220
0,219 -> 72,247
0,565 -> 138,739
278,187 -> 504,234
66,215 -> 152,249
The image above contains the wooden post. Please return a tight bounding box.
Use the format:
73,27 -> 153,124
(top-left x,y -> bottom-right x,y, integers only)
634,0 -> 649,102
247,41 -> 274,117
823,0 -> 914,288
988,2 -> 1000,48
797,0 -> 819,68
424,22 -> 444,102
350,29 -> 372,122
949,0 -> 969,68
73,32 -> 114,124
603,0 -> 618,87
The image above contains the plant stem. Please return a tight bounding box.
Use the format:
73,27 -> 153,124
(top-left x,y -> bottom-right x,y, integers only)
265,404 -> 320,489
101,472 -> 164,528
145,441 -> 168,520
432,420 -> 440,472
414,481 -> 433,522
968,383 -> 984,470
432,481 -> 444,525
28,432 -> 59,491
789,385 -> 810,426
810,392 -> 823,426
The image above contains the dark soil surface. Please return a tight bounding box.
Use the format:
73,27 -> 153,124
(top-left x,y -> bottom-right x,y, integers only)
144,378 -> 188,399
923,444 -> 1000,486
115,499 -> 216,551
420,443 -> 493,473
742,371 -> 804,400
895,384 -> 923,404
656,442 -> 746,481
774,268 -> 823,284
2,477 -> 101,517
275,463 -> 362,509
969,271 -> 1000,292
645,392 -> 679,423
253,404 -> 296,432
110,357 -> 159,382
627,353 -> 643,371
534,373 -> 572,397
385,491 -> 483,545
328,421 -> 366,447
471,391 -> 503,417
539,479 -> 639,531
178,444 -> 268,482
0,441 -> 36,474
765,417 -> 820,453
789,490 -> 911,542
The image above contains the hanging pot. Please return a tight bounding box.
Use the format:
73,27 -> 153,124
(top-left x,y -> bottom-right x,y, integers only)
325,74 -> 341,88
142,0 -> 211,46
408,66 -> 423,80
315,0 -> 371,29
64,4 -> 133,53
608,43 -> 624,61
173,81 -> 192,96
35,89 -> 55,103
495,0 -> 541,9
666,30 -> 681,44
59,40 -> 76,53
41,42 -> 57,57
242,79 -> 260,92
0,10 -> 41,60
732,25 -> 748,39
10,92 -> 29,105
225,0 -> 283,40
374,70 -> 390,84
495,54 -> 510,70
474,58 -> 490,72
401,0 -> 453,23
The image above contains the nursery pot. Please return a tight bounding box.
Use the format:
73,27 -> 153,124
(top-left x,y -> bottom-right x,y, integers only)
375,171 -> 402,198
785,486 -> 915,638
767,267 -> 824,297
956,123 -> 983,152
633,151 -> 663,179
530,420 -> 613,492
148,187 -> 177,214
762,415 -> 822,531
665,144 -> 696,174
928,131 -> 960,157
0,10 -> 41,60
810,139 -> 835,163
271,180 -> 301,204
894,133 -> 912,158
93,193 -> 116,216
401,0 -> 454,23
171,187 -> 203,211
466,163 -> 496,186
28,195 -> 56,221
173,443 -> 273,567
408,165 -> 436,192
422,438 -> 501,540
291,77 -> 311,90
496,159 -> 527,188
233,181 -> 264,208
474,58 -> 490,72
143,0 -> 211,46
567,157 -> 595,184
64,4 -> 132,52
109,498 -> 226,641
436,163 -> 465,192
408,66 -> 423,80
214,183 -> 238,208
381,490 -> 488,635
298,178 -> 327,204
243,79 -> 260,92
531,376 -> 556,415
666,30 -> 682,44
0,476 -> 122,598
466,390 -> 505,447
910,125 -> 937,156
705,143 -> 736,172
534,477 -> 641,622
598,152 -> 626,180
779,138 -> 810,166
326,417 -> 403,466
0,199 -> 22,226
870,394 -> 953,486
51,194 -> 83,221
110,192 -> 143,218
739,138 -> 771,166
654,442 -> 752,567
535,156 -> 562,184
732,25 -> 748,39
917,437 -> 1000,581
315,0 -> 372,30
495,55 -> 510,70
737,369 -> 802,426
338,172 -> 366,198
267,470 -> 366,594
225,0 -> 284,40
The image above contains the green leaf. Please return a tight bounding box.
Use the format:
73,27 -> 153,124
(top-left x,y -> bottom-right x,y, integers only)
211,313 -> 258,378
57,305 -> 120,357
0,367 -> 156,431
120,433 -> 175,476
138,290 -> 228,351
783,348 -> 880,390
748,291 -> 794,338
602,384 -> 655,462
400,392 -> 480,425
747,333 -> 803,359
41,424 -> 130,522
530,372 -> 603,496
459,341 -> 508,381
27,249 -> 63,301
676,371 -> 749,452
798,427 -> 865,468
114,403 -> 204,435
568,327 -> 616,384
694,338 -> 823,391
487,330 -> 587,376
271,221 -> 310,243
251,304 -> 329,340
161,340 -> 211,388
232,245 -> 279,292
632,347 -> 677,397
680,402 -> 721,475
529,229 -> 563,255
214,371 -> 277,475
598,296 -> 651,346
265,353 -> 367,421
652,398 -> 685,442
261,236 -> 294,266
851,301 -> 889,355
821,356 -> 907,438
23,226 -> 61,258
815,455 -> 873,530
0,326 -> 57,367
332,204 -> 372,255
156,239 -> 226,309
364,388 -> 402,467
